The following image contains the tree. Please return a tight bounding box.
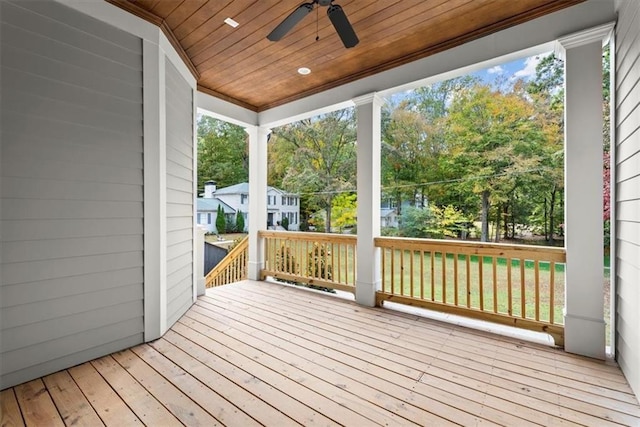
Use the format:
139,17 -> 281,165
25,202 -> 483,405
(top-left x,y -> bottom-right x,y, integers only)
444,84 -> 543,242
270,109 -> 357,233
235,212 -> 245,233
602,44 -> 611,247
382,101 -> 430,214
399,206 -> 433,238
331,192 -> 357,232
197,116 -> 248,191
215,205 -> 226,234
524,54 -> 565,243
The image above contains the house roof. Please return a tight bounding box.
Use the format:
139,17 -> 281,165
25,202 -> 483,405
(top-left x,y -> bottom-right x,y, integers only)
196,198 -> 236,213
214,182 -> 297,196
106,0 -> 583,112
381,208 -> 396,218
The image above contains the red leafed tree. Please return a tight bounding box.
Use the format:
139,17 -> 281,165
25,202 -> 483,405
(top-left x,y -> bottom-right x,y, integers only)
603,150 -> 610,221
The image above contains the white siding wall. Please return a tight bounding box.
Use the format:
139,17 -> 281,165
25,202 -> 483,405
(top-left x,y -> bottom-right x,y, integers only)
0,0 -> 144,388
614,0 -> 640,398
165,59 -> 194,326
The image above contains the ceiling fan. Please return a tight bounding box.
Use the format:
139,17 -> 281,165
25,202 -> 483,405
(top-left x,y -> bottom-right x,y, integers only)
267,0 -> 359,49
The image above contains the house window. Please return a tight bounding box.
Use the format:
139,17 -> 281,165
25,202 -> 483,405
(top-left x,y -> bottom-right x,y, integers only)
295,212 -> 298,224
281,196 -> 285,205
241,194 -> 248,204
207,213 -> 212,224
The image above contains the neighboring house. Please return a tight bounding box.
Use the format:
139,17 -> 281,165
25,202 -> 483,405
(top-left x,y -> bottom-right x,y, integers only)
381,208 -> 398,228
209,181 -> 300,231
196,196 -> 236,234
380,196 -> 427,228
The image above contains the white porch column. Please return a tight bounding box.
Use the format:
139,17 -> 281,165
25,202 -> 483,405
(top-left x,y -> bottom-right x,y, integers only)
354,93 -> 383,306
556,23 -> 613,359
247,125 -> 270,280
195,225 -> 207,296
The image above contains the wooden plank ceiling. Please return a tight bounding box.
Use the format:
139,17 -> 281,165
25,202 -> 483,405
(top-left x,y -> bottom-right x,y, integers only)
107,0 -> 584,112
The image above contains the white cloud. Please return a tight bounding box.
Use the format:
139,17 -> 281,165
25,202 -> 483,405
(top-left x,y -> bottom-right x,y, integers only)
513,55 -> 544,79
487,65 -> 504,74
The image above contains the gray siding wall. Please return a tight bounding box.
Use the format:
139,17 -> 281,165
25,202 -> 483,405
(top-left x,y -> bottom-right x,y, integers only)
614,0 -> 640,398
165,59 -> 194,327
0,0 -> 144,388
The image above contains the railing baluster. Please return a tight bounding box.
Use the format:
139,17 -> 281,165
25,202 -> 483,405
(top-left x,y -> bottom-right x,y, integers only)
507,257 -> 512,316
441,251 -> 446,304
466,255 -> 471,308
400,248 -> 405,296
479,255 -> 484,311
331,242 -> 335,282
453,254 -> 459,306
338,243 -> 342,284
535,260 -> 540,321
430,250 -> 435,301
391,248 -> 395,295
492,257 -> 498,313
324,241 -> 328,280
549,261 -> 555,324
410,249 -> 415,298
381,248 -> 386,292
420,250 -> 425,300
520,258 -> 526,318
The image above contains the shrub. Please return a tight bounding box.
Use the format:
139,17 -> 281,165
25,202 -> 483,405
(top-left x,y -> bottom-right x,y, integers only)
307,242 -> 331,279
215,205 -> 226,234
235,212 -> 245,232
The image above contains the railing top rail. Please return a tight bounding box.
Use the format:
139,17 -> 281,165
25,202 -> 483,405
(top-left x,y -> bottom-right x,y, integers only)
259,230 -> 357,244
375,236 -> 566,262
205,235 -> 249,281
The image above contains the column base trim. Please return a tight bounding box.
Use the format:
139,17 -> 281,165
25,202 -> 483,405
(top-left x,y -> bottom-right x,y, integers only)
355,280 -> 381,307
248,261 -> 262,281
564,313 -> 606,359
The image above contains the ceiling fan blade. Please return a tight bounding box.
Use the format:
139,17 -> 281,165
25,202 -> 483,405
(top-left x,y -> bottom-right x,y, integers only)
327,4 -> 359,48
267,2 -> 314,42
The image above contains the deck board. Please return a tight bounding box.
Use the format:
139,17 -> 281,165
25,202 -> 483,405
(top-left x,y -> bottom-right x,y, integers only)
41,371 -> 103,426
2,280 -> 640,426
1,389 -> 25,427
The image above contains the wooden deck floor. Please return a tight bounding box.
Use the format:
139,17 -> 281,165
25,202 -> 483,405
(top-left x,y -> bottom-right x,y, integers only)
2,280 -> 639,426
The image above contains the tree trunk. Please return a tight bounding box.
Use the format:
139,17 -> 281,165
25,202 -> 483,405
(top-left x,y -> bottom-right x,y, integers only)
503,203 -> 510,240
543,197 -> 548,241
481,190 -> 490,242
549,187 -> 557,245
494,205 -> 501,243
325,196 -> 333,233
511,195 -> 516,238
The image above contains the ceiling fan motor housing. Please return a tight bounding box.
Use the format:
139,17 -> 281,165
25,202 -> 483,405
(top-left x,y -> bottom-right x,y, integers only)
317,0 -> 332,6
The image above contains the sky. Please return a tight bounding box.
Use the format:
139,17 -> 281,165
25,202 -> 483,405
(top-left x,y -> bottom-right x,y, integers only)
387,52 -> 555,104
471,52 -> 552,85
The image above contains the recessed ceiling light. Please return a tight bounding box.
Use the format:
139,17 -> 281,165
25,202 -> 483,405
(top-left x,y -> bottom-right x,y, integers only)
224,17 -> 239,28
297,67 -> 311,75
